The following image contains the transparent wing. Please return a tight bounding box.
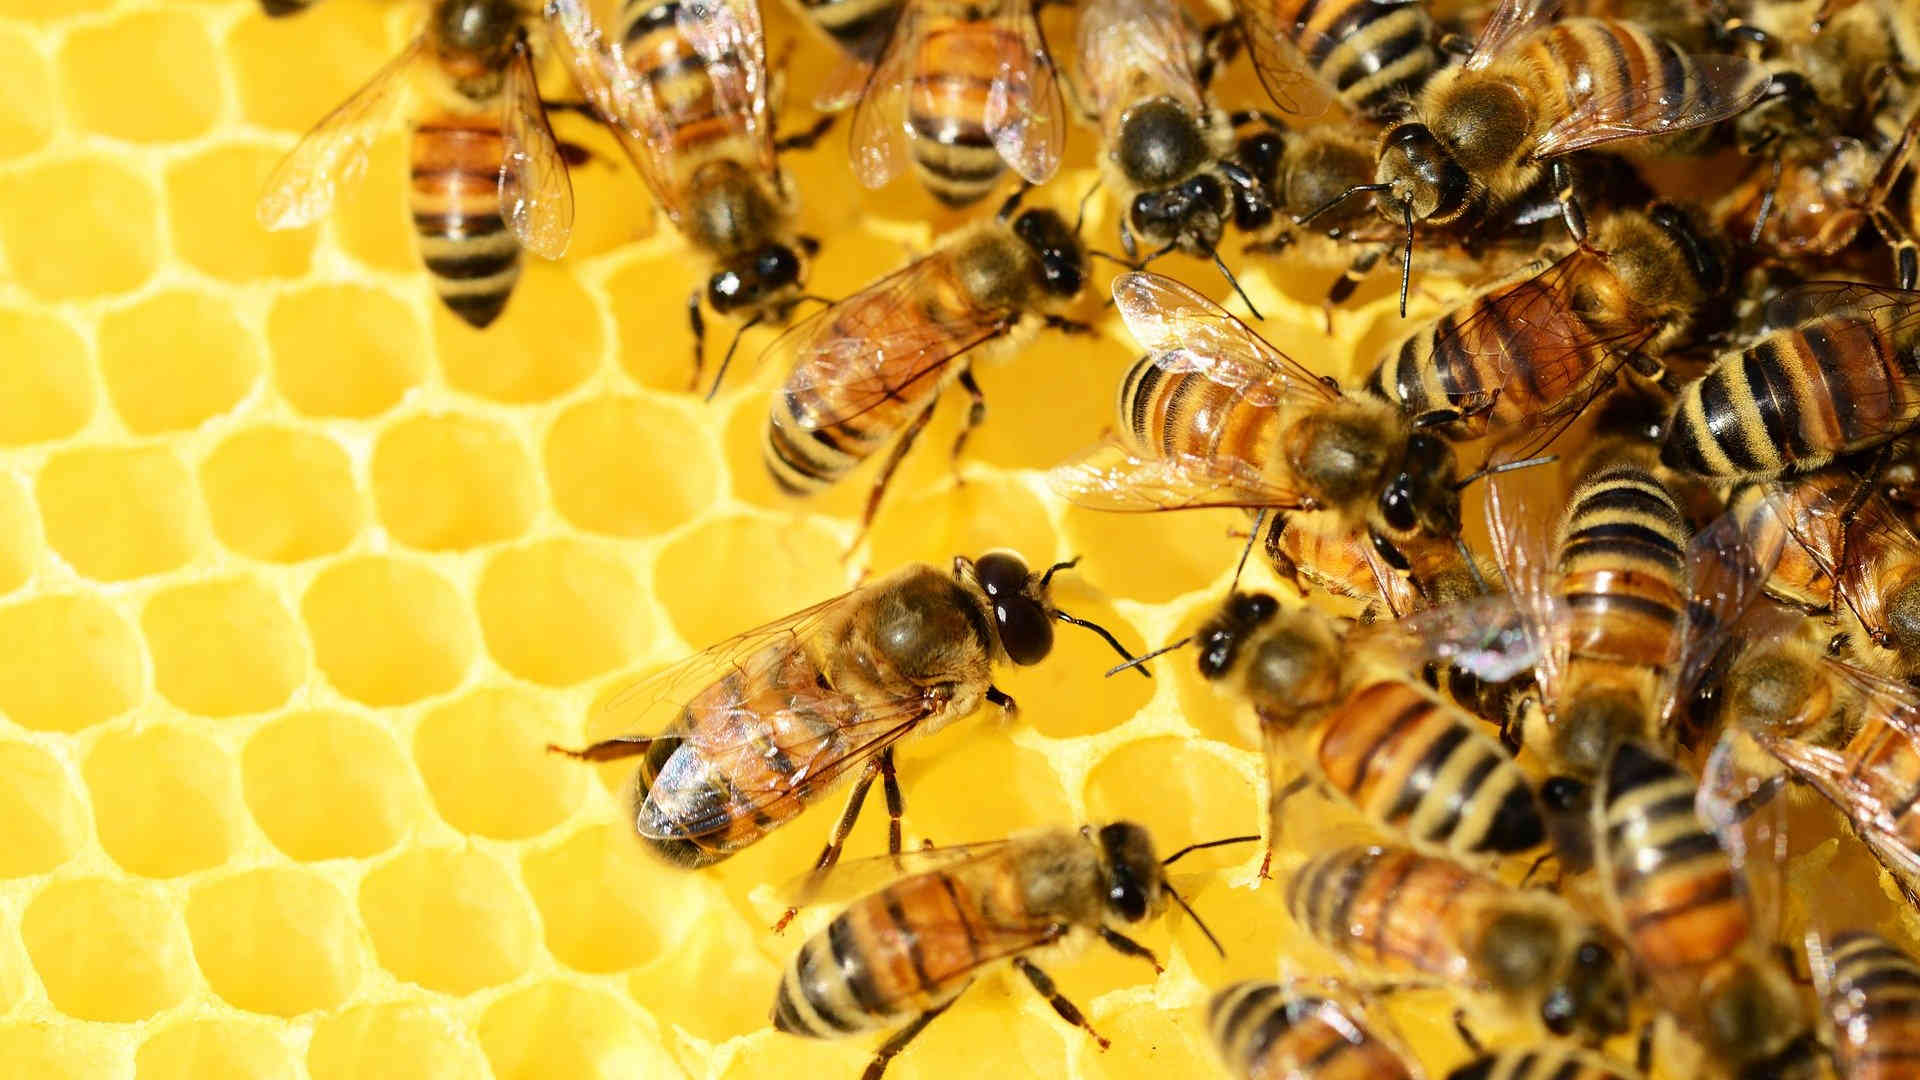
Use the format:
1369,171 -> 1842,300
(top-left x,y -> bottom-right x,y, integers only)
1533,43 -> 1770,158
1047,436 -> 1311,513
1483,464 -> 1566,703
545,0 -> 693,223
1075,0 -> 1206,129
500,38 -> 575,259
1659,506 -> 1783,725
1112,272 -> 1345,411
1761,280 -> 1920,333
983,0 -> 1065,184
1694,725 -> 1792,939
848,0 -> 918,188
1465,0 -> 1560,70
783,838 -> 1021,905
678,0 -> 776,175
1226,0 -> 1337,117
1349,592 -> 1547,684
256,34 -> 426,230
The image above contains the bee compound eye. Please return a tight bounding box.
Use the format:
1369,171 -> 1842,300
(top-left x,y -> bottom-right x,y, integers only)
996,597 -> 1054,666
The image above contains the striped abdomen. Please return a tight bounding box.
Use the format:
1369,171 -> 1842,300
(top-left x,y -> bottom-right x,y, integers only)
1306,679 -> 1544,856
410,113 -> 520,328
1726,481 -> 1834,608
1208,982 -> 1416,1080
618,0 -> 760,171
1554,458 -> 1689,699
1447,1047 -> 1638,1080
1662,314 -> 1920,477
1271,512 -> 1419,616
1522,19 -> 1760,157
1263,0 -> 1438,117
1119,352 -> 1283,471
1822,931 -> 1920,1080
1286,845 -> 1511,982
795,0 -> 903,66
906,14 -> 1022,206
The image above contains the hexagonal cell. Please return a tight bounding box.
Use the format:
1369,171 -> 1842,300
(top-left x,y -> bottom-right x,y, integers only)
85,725 -> 240,879
37,445 -> 200,583
61,10 -> 222,143
521,824 -> 680,975
201,427 -> 362,564
719,1035 -> 867,1080
135,1019 -> 298,1080
0,473 -> 38,596
328,132 -> 414,274
360,847 -> 535,995
187,868 -> 362,1016
243,710 -> 415,862
478,981 -> 677,1080
268,285 -> 426,419
0,306 -> 92,447
415,688 -> 582,841
436,264 -> 599,402
0,155 -> 159,300
0,0 -> 112,16
965,328 -> 1138,474
606,252 -> 778,394
545,134 -> 655,261
22,878 -> 194,1022
654,512 -> 845,646
302,557 -> 476,706
143,578 -> 303,717
308,1001 -> 489,1080
0,740 -> 85,878
1084,738 -> 1261,861
168,143 -> 318,282
370,413 -> 535,550
0,1023 -> 125,1080
475,539 -> 647,686
867,474 -> 1060,574
1060,502 -> 1245,606
229,7 -> 397,133
1076,996 -> 1217,1080
0,28 -> 53,161
547,395 -> 719,538
894,728 -> 1073,849
884,991 -> 1070,1080
627,918 -> 784,1044
98,290 -> 261,435
992,588 -> 1153,740
0,592 -> 142,731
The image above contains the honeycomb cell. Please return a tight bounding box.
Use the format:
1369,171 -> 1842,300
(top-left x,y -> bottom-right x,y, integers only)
61,10 -> 222,143
1060,503 -> 1244,606
0,156 -> 159,300
478,982 -> 676,1080
652,512 -> 843,646
606,251 -> 770,394
143,578 -> 303,717
135,1020 -> 298,1080
85,725 -> 239,879
521,824 -> 681,975
168,144 -> 318,282
303,558 -> 476,706
0,592 -> 142,732
436,264 -> 600,402
548,132 -> 656,261
0,306 -> 92,447
965,328 -> 1136,474
308,1001 -> 489,1080
37,446 -> 199,583
243,710 -> 415,861
0,740 -> 85,877
201,427 -> 362,564
22,878 -> 194,1022
476,539 -> 647,686
888,991 -> 1071,1080
187,868 -> 362,1016
627,920 -> 782,1044
327,133 -> 414,274
0,28 -> 53,160
547,395 -> 720,538
1084,739 -> 1261,858
229,6 -> 396,133
268,286 -> 426,419
0,1023 -> 124,1080
1077,997 -> 1216,1080
994,589 -> 1153,740
98,290 -> 261,434
867,473 -> 1059,574
0,473 -> 37,595
719,1033 -> 865,1080
360,848 -> 535,994
895,728 -> 1073,848
371,413 -> 536,550
415,688 -> 582,841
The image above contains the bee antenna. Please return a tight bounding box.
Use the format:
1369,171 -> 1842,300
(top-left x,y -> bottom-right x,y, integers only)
704,311 -> 766,402
1452,453 -> 1559,491
1166,884 -> 1227,959
1074,180 -> 1102,235
1058,609 -> 1152,679
1294,182 -> 1391,227
1454,533 -> 1491,596
1104,634 -> 1193,677
1160,833 -> 1261,866
1398,196 -> 1414,318
1209,244 -> 1263,320
1088,249 -> 1138,269
996,184 -> 1032,224
1038,557 -> 1081,590
1231,507 -> 1268,592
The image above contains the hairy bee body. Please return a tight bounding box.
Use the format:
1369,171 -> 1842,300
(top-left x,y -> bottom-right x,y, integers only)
1447,1046 -> 1639,1080
1208,982 -> 1417,1080
1725,480 -> 1836,611
1238,0 -> 1439,119
1818,930 -> 1920,1080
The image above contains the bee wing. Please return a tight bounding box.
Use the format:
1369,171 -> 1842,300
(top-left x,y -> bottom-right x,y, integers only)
1659,506 -> 1783,726
1112,272 -> 1344,412
678,0 -> 777,175
1464,0 -> 1560,70
1531,47 -> 1770,159
782,838 -> 1021,905
1761,280 -> 1920,330
1694,725 -> 1794,937
500,37 -> 575,259
1075,0 -> 1206,126
545,0 -> 695,224
1349,592 -> 1549,684
982,0 -> 1065,184
1047,436 -> 1311,512
847,0 -> 919,188
256,33 -> 427,230
1225,0 -> 1337,117
1482,464 -> 1566,703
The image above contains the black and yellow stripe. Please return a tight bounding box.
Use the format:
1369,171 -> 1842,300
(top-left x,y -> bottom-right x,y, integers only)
1254,0 -> 1438,118
904,9 -> 1025,206
791,0 -> 903,67
410,114 -> 522,328
1821,930 -> 1920,1078
1208,982 -> 1416,1080
1447,1046 -> 1638,1080
617,0 -> 764,175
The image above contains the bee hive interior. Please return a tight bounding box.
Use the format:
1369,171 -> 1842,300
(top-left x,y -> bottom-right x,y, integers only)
3,1 -> 1914,1079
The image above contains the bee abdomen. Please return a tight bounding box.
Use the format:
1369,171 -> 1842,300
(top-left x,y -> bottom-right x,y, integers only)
1287,845 -> 1490,976
1319,3 -> 1437,117
1447,1047 -> 1638,1080
1208,982 -> 1416,1080
1536,20 -> 1754,144
904,23 -> 1021,206
1826,930 -> 1920,1077
1559,466 -> 1689,664
410,118 -> 519,328
801,0 -> 902,63
774,875 -> 981,1036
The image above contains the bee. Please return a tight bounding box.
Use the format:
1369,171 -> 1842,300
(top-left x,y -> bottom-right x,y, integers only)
1806,930 -> 1920,1079
257,0 -> 575,329
1265,511 -> 1486,621
771,822 -> 1237,1079
1287,844 -> 1633,1042
1661,282 -> 1920,479
547,0 -> 818,381
1228,0 -> 1440,122
1207,981 -> 1419,1080
1446,1046 -> 1641,1080
1593,739 -> 1811,1076
783,0 -> 906,112
757,199 -> 1087,531
846,0 -> 1064,207
548,551 -> 1141,891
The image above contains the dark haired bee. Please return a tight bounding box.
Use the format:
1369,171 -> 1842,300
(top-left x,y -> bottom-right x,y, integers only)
1208,981 -> 1420,1080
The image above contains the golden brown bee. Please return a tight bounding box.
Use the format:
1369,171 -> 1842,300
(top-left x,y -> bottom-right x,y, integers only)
549,551 -> 1140,883
1661,283 -> 1920,478
1265,511 -> 1484,621
1593,739 -> 1811,1076
1287,845 -> 1633,1043
1207,981 -> 1419,1080
1446,1045 -> 1641,1080
846,0 -> 1063,207
257,0 -> 575,328
772,822 -> 1233,1080
757,201 -> 1087,530
1229,0 -> 1440,121
1808,929 -> 1920,1079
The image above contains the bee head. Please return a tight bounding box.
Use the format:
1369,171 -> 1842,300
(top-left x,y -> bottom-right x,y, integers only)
433,0 -> 520,63
1541,937 -> 1631,1040
1093,822 -> 1164,923
1377,431 -> 1461,539
1116,99 -> 1210,189
1195,591 -> 1280,680
1127,173 -> 1228,255
1375,122 -> 1473,224
965,551 -> 1056,665
1011,210 -> 1087,299
708,244 -> 804,314
1724,647 -> 1826,739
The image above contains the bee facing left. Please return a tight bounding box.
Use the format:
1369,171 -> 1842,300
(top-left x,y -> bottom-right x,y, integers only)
257,0 -> 575,328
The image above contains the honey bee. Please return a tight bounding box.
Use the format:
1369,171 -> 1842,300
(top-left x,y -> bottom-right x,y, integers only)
1446,1046 -> 1641,1080
846,0 -> 1063,207
1287,844 -> 1633,1042
1228,0 -> 1440,122
756,200 -> 1088,530
1593,739 -> 1811,1076
547,0 -> 819,381
771,822 -> 1239,1079
1806,929 -> 1920,1079
257,0 -> 575,328
1661,282 -> 1920,479
1265,511 -> 1487,621
548,551 -> 1141,888
1207,981 -> 1419,1080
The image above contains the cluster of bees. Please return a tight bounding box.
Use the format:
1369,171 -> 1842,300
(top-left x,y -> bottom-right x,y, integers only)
256,0 -> 1920,1076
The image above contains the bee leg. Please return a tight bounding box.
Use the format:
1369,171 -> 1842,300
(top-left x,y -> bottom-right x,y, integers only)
775,759 -> 883,933
949,366 -> 987,480
1436,31 -> 1474,58
1096,929 -> 1161,974
687,292 -> 707,392
861,997 -> 960,1080
547,735 -> 654,762
1259,774 -> 1313,879
1325,248 -> 1384,332
851,396 -> 940,550
879,748 -> 904,857
1774,942 -> 1812,985
776,114 -> 836,153
1451,1008 -> 1484,1055
1227,109 -> 1286,132
1635,1020 -> 1655,1075
1870,203 -> 1920,290
1549,159 -> 1588,245
1014,957 -> 1110,1050
986,685 -> 1019,718
1043,314 -> 1094,335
